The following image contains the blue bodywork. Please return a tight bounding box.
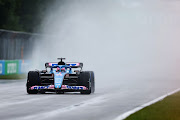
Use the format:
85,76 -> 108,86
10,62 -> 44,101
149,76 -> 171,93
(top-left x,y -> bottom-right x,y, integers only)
50,65 -> 72,89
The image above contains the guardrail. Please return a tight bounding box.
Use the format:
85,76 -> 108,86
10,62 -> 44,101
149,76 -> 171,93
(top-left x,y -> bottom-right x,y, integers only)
0,60 -> 29,75
0,29 -> 55,60
0,29 -> 37,60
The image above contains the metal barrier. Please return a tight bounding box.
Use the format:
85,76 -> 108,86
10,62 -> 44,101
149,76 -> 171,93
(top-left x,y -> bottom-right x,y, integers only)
0,29 -> 40,60
0,29 -> 56,75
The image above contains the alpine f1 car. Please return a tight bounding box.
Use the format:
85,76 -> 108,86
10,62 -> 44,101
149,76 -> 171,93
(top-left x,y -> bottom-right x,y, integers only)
26,58 -> 95,94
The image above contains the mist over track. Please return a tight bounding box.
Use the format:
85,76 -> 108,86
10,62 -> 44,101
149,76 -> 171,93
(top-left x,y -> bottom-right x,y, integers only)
32,0 -> 180,88
1,0 -> 180,120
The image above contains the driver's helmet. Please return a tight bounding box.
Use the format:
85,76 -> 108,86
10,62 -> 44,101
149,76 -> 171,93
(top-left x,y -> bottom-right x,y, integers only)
56,67 -> 60,72
61,68 -> 66,72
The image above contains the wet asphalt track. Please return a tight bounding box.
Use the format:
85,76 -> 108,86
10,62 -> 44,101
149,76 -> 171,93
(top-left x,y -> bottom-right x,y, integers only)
0,78 -> 180,120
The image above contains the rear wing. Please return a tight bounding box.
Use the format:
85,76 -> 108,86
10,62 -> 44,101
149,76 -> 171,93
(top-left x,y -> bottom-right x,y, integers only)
66,62 -> 83,68
45,62 -> 83,68
45,63 -> 58,68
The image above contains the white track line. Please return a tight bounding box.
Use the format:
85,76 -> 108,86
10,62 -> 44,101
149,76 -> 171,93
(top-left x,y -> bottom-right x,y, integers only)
114,88 -> 180,120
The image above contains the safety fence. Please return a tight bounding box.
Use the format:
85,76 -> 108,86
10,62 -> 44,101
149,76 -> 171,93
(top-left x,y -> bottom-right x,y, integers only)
0,60 -> 30,75
0,29 -> 54,77
0,29 -> 41,60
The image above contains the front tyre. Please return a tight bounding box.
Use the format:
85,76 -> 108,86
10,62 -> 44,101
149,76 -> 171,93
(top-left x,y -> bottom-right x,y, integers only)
26,71 -> 41,94
80,71 -> 95,94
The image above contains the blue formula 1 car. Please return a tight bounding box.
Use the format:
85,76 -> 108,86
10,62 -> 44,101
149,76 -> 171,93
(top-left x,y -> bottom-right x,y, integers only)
26,58 -> 95,94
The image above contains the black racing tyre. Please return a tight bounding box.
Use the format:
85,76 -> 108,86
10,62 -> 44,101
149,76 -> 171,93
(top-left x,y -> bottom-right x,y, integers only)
26,71 -> 41,94
89,71 -> 95,93
79,71 -> 95,94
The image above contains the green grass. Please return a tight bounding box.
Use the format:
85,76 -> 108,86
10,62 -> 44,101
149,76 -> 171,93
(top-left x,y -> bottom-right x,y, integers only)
125,91 -> 180,120
0,74 -> 26,79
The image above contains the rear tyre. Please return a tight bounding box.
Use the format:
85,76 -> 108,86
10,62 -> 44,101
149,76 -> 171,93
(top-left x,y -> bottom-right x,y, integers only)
26,71 -> 41,94
79,71 -> 95,94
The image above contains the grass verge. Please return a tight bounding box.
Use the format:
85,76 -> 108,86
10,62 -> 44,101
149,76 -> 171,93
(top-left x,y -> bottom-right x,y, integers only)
0,74 -> 26,79
125,91 -> 180,120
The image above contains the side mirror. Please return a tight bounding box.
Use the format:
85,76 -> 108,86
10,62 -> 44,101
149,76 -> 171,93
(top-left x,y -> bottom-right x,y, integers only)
41,70 -> 47,73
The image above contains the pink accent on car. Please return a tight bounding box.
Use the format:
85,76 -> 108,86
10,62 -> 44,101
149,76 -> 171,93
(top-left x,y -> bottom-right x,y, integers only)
49,63 -> 52,66
48,85 -> 55,89
61,85 -> 67,89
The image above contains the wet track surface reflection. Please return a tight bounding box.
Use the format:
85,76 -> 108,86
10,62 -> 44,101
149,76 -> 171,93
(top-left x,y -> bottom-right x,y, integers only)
0,78 -> 180,120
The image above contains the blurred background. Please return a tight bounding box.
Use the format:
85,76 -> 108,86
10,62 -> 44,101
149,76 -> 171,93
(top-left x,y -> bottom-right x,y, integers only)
0,0 -> 180,86
0,0 -> 51,78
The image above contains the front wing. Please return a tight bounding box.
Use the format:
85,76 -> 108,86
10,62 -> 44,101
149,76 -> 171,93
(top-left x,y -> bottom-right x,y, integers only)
30,85 -> 88,90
